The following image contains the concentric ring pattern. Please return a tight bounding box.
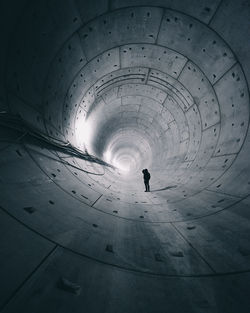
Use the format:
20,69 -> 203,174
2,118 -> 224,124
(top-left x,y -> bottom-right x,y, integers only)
1,2 -> 250,311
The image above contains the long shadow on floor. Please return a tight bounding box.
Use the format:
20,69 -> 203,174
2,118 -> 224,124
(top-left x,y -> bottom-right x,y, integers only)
151,185 -> 177,192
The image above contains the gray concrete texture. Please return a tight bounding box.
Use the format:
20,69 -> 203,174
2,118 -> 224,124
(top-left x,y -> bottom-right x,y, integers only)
0,0 -> 250,312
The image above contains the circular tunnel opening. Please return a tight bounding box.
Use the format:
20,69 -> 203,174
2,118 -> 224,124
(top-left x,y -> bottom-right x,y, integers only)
1,2 -> 250,312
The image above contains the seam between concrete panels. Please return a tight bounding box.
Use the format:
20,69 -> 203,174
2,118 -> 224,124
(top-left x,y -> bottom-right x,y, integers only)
83,81 -> 168,109
40,27 -> 85,139
212,61 -> 238,87
210,152 -> 238,159
63,41 -> 193,127
94,73 -> 146,95
148,77 -> 190,109
199,0 -> 250,161
86,62 -> 193,103
155,8 -> 165,44
201,120 -> 220,133
0,244 -> 58,312
6,4 -> 249,210
91,194 -> 103,207
176,58 -> 189,80
144,68 -> 150,85
118,46 -> 122,71
19,140 -> 245,223
212,61 -> 250,164
23,143 -> 104,202
1,203 -> 250,279
184,100 -> 216,164
207,0 -> 225,26
204,188 -> 244,199
69,47 -> 226,143
61,41 -> 219,116
212,59 -> 250,161
100,3 -> 250,122
170,222 -> 216,274
0,134 -> 248,213
7,4 -> 243,115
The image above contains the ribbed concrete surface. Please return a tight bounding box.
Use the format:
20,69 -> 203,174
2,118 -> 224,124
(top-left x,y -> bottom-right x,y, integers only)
0,1 -> 250,312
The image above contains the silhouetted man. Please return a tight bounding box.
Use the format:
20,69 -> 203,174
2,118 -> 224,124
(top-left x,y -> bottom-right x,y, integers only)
142,169 -> 150,192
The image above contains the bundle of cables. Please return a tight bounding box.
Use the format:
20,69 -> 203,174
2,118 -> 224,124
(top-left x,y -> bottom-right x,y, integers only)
0,112 -> 115,175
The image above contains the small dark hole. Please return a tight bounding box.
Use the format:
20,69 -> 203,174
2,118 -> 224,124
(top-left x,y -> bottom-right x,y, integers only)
23,206 -> 36,214
155,253 -> 164,262
81,195 -> 88,199
218,199 -> 225,203
106,244 -> 113,253
16,150 -> 22,157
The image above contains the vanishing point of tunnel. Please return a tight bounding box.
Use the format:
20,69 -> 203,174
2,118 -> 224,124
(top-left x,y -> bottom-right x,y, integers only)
0,1 -> 250,312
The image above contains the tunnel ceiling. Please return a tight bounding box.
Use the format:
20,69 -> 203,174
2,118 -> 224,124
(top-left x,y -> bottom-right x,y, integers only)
7,4 -> 249,191
1,1 -> 250,311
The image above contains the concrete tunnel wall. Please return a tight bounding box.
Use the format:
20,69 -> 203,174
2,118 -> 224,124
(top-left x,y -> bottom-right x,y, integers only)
0,0 -> 250,312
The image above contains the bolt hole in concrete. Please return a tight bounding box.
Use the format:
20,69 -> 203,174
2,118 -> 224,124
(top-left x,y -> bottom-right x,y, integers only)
1,3 -> 250,312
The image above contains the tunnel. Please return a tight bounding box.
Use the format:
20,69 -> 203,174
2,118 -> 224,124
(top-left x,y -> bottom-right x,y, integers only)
0,0 -> 250,312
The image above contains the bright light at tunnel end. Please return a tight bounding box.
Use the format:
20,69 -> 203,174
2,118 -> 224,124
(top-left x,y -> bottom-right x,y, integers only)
104,149 -> 134,174
113,159 -> 131,173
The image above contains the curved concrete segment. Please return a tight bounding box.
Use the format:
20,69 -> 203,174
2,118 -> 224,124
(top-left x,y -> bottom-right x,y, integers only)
0,1 -> 250,312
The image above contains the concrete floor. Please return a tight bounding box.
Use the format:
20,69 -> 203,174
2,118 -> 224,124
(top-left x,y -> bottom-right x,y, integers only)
0,0 -> 250,312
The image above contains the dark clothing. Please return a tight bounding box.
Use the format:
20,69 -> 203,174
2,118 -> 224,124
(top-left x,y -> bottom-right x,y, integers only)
143,172 -> 150,182
142,169 -> 150,192
144,181 -> 150,192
